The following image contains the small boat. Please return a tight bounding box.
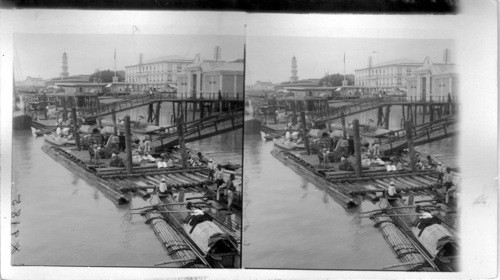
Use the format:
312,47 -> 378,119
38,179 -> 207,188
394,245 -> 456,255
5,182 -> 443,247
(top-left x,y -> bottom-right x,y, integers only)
260,131 -> 273,141
273,138 -> 300,150
381,197 -> 458,271
44,133 -> 75,146
158,192 -> 240,268
31,127 -> 44,137
220,163 -> 241,171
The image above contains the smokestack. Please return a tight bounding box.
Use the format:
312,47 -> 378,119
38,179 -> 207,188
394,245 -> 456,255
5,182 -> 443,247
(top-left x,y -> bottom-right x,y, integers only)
214,46 -> 221,61
443,49 -> 451,64
139,53 -> 143,65
368,56 -> 372,68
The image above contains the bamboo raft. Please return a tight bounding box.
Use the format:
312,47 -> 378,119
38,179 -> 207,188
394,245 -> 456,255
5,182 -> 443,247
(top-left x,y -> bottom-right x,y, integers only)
142,209 -> 208,268
368,198 -> 458,271
272,148 -> 442,204
371,213 -> 436,271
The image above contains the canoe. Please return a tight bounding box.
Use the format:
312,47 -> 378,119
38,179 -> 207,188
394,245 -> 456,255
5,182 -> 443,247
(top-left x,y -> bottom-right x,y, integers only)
158,191 -> 240,268
44,133 -> 68,146
31,127 -> 44,137
273,138 -> 299,150
381,197 -> 458,271
260,131 -> 273,141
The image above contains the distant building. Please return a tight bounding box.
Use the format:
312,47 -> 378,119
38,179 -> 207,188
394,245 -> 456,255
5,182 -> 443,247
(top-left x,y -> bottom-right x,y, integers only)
46,75 -> 91,85
16,76 -> 46,88
176,54 -> 244,99
124,54 -> 194,91
275,79 -> 320,91
250,81 -> 274,91
405,57 -> 457,102
54,82 -> 106,95
354,58 -> 424,94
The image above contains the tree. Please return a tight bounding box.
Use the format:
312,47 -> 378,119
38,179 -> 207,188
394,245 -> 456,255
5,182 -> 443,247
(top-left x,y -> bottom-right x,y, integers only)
89,70 -> 125,83
319,73 -> 355,87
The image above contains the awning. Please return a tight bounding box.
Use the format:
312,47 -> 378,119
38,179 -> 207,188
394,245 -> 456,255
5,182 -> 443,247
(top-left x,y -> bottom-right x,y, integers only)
398,87 -> 407,92
105,84 -> 112,88
335,88 -> 342,92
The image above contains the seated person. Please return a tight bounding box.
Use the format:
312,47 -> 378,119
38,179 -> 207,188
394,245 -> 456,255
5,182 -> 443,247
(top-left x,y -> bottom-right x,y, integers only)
415,209 -> 441,237
386,181 -> 402,202
386,161 -> 397,172
109,153 -> 125,167
338,157 -> 353,171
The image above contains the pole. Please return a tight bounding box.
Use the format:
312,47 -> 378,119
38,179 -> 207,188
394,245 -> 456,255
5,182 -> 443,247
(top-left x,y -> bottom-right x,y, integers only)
112,107 -> 117,136
62,97 -> 68,122
291,100 -> 297,125
71,107 -> 81,150
384,105 -> 390,129
341,111 -> 347,140
155,101 -> 161,126
124,115 -> 133,174
300,111 -> 310,155
176,116 -> 188,169
405,120 -> 417,172
353,119 -> 362,178
96,97 -> 102,127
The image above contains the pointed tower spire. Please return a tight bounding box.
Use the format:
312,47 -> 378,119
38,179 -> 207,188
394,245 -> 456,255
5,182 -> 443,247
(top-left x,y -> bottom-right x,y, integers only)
290,54 -> 298,83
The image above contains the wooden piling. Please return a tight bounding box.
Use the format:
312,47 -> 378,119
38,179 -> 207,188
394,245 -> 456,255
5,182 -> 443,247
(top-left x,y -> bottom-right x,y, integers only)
112,108 -> 117,136
62,97 -> 68,122
377,107 -> 383,126
404,120 -> 417,172
384,105 -> 391,129
124,115 -> 133,174
184,101 -> 188,123
300,111 -> 310,155
422,105 -> 426,124
147,103 -> 154,123
176,117 -> 188,169
341,111 -> 347,140
96,98 -> 102,127
71,107 -> 81,150
352,119 -> 362,178
291,100 -> 297,125
155,101 -> 161,126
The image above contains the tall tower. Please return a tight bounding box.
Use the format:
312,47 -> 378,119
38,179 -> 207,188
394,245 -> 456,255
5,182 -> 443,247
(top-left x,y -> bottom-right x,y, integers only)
61,51 -> 69,78
290,55 -> 298,82
214,46 -> 222,61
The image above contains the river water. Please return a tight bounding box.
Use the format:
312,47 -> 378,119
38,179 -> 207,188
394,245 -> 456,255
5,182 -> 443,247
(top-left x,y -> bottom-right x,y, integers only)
11,124 -> 242,267
242,104 -> 457,270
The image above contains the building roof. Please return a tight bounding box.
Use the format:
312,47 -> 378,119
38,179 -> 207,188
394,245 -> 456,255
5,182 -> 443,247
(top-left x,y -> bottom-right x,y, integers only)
373,58 -> 421,67
414,63 -> 456,75
186,60 -> 243,73
126,55 -> 194,67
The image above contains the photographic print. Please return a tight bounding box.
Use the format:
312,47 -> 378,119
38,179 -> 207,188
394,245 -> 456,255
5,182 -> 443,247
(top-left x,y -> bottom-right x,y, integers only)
11,32 -> 244,268
243,36 -> 459,271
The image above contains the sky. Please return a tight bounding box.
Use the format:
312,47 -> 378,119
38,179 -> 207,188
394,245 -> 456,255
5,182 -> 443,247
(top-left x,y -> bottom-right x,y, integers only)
246,37 -> 454,85
14,33 -> 244,80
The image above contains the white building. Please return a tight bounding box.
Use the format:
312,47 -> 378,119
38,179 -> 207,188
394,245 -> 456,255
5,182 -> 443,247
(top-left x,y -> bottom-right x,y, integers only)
176,54 -> 244,100
354,58 -> 423,94
405,57 -> 457,102
124,55 -> 193,91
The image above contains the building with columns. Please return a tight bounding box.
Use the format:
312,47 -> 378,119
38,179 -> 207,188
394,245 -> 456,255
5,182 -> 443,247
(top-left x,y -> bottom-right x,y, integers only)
405,57 -> 457,102
354,58 -> 424,94
124,55 -> 194,91
176,54 -> 244,100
